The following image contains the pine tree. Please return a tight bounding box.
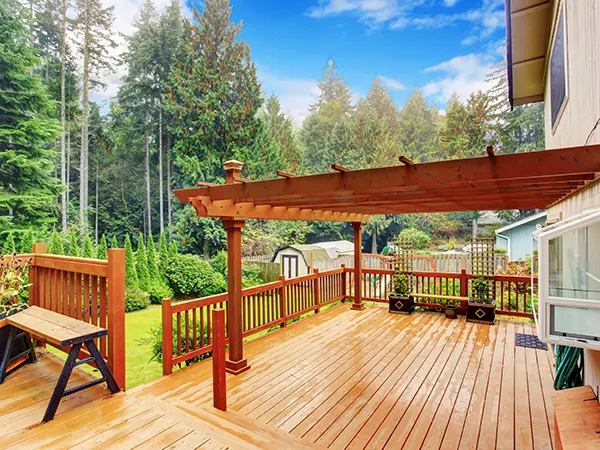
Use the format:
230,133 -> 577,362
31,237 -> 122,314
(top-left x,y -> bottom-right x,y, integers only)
168,241 -> 178,257
310,59 -> 353,115
110,235 -> 119,249
0,4 -> 60,233
166,0 -> 262,184
20,231 -> 33,254
97,234 -> 108,259
158,231 -> 169,274
146,234 -> 159,281
264,94 -> 301,172
397,89 -> 437,162
68,232 -> 79,257
82,235 -> 95,258
135,233 -> 150,290
72,0 -> 116,230
124,234 -> 139,288
49,229 -> 64,254
4,233 -> 16,254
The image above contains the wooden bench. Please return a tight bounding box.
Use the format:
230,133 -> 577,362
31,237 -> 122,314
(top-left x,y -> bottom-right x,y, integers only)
410,293 -> 469,310
553,385 -> 600,449
4,306 -> 120,422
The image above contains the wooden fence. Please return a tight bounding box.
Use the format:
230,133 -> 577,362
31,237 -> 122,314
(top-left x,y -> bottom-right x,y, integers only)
21,244 -> 126,389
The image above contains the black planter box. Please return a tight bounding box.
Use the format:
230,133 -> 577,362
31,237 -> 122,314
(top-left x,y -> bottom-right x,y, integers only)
466,300 -> 496,324
389,294 -> 414,315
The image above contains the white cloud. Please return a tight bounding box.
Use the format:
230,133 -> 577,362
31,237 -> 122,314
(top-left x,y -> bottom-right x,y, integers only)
443,0 -> 459,6
377,75 -> 406,90
421,53 -> 495,103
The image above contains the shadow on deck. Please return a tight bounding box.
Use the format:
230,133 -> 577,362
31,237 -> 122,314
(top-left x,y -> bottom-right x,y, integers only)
0,304 -> 556,449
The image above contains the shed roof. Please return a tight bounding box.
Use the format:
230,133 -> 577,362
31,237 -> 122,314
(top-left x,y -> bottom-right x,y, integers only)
272,244 -> 331,265
495,211 -> 548,234
174,146 -> 600,222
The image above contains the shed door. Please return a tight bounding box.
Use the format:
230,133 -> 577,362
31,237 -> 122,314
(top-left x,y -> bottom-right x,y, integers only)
282,255 -> 299,278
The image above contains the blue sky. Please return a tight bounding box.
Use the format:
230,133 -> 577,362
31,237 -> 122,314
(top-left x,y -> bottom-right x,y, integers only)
100,0 -> 507,125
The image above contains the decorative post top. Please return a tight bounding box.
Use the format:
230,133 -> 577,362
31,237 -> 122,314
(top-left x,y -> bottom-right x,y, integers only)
223,160 -> 244,184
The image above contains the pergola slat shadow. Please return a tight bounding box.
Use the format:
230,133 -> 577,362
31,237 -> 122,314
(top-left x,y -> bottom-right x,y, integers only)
174,145 -> 600,374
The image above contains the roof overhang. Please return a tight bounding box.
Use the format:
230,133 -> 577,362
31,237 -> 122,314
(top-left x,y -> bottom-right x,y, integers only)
494,211 -> 548,234
506,0 -> 552,108
174,145 -> 600,223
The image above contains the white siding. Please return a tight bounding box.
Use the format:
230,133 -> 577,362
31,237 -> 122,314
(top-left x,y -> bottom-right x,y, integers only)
272,248 -> 309,278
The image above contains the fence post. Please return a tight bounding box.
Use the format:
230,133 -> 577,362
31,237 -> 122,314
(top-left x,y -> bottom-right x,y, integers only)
29,243 -> 46,308
341,265 -> 346,302
460,268 -> 468,298
212,308 -> 227,411
313,269 -> 320,313
279,275 -> 287,327
107,248 -> 126,390
162,298 -> 173,375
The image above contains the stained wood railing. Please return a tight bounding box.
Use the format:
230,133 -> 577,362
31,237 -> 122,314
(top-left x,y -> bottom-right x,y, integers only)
349,267 -> 536,318
162,267 -> 345,374
19,243 -> 126,389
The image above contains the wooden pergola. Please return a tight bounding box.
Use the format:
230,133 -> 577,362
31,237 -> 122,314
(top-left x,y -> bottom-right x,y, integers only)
174,145 -> 600,374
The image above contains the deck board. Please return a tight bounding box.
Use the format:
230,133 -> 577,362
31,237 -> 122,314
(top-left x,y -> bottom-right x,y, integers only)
0,304 -> 555,449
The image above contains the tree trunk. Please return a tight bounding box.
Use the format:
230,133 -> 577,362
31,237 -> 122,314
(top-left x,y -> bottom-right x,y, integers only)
371,229 -> 377,254
167,133 -> 172,237
80,2 -> 90,231
60,0 -> 67,231
144,101 -> 152,237
95,156 -> 99,242
158,106 -> 164,234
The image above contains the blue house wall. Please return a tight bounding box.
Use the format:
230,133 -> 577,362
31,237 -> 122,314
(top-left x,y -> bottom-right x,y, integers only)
495,215 -> 547,261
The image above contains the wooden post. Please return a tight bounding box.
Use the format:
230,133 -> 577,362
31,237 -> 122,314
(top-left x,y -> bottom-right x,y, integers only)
222,219 -> 250,375
212,308 -> 226,411
29,243 -> 46,308
460,268 -> 468,298
341,264 -> 346,302
162,298 -> 173,376
279,275 -> 287,328
107,248 -> 126,390
313,269 -> 320,313
351,222 -> 365,310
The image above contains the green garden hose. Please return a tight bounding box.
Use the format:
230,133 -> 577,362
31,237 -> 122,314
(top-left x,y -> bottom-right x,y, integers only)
553,344 -> 584,390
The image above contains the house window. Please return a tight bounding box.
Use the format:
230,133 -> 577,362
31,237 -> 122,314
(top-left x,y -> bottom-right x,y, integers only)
550,4 -> 567,130
535,210 -> 600,350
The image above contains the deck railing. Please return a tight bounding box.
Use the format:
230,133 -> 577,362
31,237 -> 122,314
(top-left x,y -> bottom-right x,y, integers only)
162,266 -> 535,374
18,243 -> 126,389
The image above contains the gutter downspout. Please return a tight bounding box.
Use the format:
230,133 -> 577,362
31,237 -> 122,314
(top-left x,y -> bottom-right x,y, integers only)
496,233 -> 511,262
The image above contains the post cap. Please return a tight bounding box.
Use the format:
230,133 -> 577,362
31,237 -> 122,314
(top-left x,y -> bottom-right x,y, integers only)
223,160 -> 244,172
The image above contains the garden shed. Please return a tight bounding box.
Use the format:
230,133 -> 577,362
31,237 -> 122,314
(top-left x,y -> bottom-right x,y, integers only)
495,211 -> 547,261
272,240 -> 354,278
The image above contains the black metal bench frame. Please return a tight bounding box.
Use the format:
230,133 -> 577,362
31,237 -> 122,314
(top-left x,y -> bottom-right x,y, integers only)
0,326 -> 37,383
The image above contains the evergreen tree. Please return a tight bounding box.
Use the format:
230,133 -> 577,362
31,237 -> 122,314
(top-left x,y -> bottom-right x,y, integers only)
168,241 -> 178,257
159,231 -> 169,273
68,232 -> 79,256
135,233 -> 150,290
146,234 -> 159,281
82,235 -> 95,258
166,0 -> 262,184
264,94 -> 301,172
310,59 -> 353,115
397,89 -> 438,162
4,233 -> 16,254
20,231 -> 33,254
49,228 -> 64,254
0,4 -> 61,233
124,234 -> 138,288
110,235 -> 119,249
72,0 -> 116,230
97,234 -> 108,259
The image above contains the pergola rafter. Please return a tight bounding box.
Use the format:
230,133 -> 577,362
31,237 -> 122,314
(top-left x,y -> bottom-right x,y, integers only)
173,145 -> 600,376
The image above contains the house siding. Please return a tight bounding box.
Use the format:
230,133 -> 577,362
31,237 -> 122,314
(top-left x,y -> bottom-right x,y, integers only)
544,0 -> 600,400
495,216 -> 545,261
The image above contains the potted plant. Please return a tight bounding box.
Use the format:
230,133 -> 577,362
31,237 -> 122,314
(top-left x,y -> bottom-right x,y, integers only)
445,304 -> 458,319
0,253 -> 33,380
389,272 -> 413,314
467,276 -> 496,324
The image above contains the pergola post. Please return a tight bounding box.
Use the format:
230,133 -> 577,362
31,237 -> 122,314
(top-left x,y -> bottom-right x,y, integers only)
222,160 -> 250,375
351,222 -> 365,311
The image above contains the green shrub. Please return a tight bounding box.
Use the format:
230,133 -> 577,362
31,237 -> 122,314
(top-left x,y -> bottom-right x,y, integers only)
165,253 -> 226,297
392,272 -> 410,296
82,235 -> 95,258
242,263 -> 263,288
472,276 -> 492,303
147,235 -> 160,282
124,234 -> 139,288
97,234 -> 108,260
48,229 -> 64,255
494,248 -> 507,255
148,322 -> 211,367
147,280 -> 174,305
125,287 -> 150,312
136,233 -> 150,291
68,232 -> 79,256
210,251 -> 227,275
398,228 -> 431,250
20,231 -> 33,254
3,233 -> 16,254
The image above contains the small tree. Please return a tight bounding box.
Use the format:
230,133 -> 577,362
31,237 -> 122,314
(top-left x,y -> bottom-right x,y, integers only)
168,241 -> 178,257
398,228 -> 431,250
48,228 -> 64,255
82,235 -> 95,258
136,233 -> 150,291
20,231 -> 33,254
110,235 -> 119,248
3,233 -> 16,254
97,234 -> 108,260
392,272 -> 410,296
146,234 -> 159,282
471,276 -> 493,303
124,234 -> 139,288
68,232 -> 79,257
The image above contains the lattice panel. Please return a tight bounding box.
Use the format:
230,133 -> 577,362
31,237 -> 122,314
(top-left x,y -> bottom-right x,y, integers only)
471,237 -> 496,277
394,235 -> 415,273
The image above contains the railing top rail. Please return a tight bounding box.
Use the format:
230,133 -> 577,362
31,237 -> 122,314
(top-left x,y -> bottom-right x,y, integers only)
31,254 -> 109,277
170,292 -> 228,313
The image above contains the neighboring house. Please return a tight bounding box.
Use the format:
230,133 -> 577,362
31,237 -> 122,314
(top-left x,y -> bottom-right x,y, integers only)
494,212 -> 547,261
271,240 -> 354,278
507,0 -> 600,400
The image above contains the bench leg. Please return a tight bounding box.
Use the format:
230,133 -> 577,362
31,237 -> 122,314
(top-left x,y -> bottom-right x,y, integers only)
0,327 -> 16,384
84,340 -> 120,393
42,343 -> 81,423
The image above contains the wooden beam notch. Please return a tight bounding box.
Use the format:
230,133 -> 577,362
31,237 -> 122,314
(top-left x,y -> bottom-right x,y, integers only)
331,164 -> 350,172
277,171 -> 296,179
399,156 -> 415,166
486,145 -> 495,157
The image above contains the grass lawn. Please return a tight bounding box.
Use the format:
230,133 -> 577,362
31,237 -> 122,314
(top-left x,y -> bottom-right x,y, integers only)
49,306 -> 163,390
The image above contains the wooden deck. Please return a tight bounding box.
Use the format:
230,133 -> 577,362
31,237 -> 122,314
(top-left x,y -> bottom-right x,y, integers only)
0,304 -> 556,449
